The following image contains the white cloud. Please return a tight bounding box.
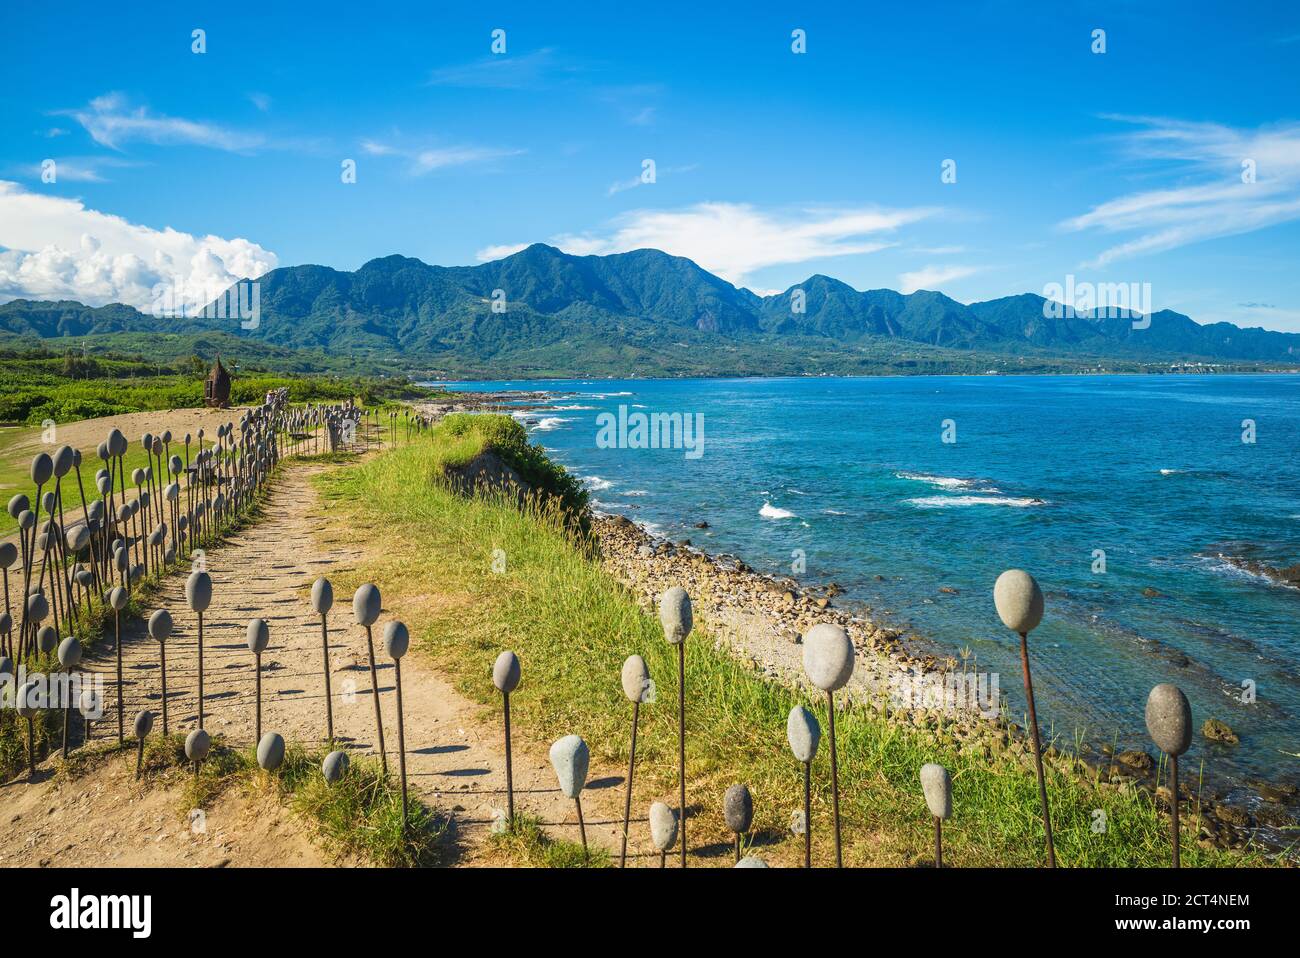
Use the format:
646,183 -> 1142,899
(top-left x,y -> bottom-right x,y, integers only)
898,264 -> 979,294
0,180 -> 277,310
1062,115 -> 1300,267
62,93 -> 263,152
361,138 -> 522,175
475,242 -> 530,261
248,92 -> 272,113
495,201 -> 936,284
606,163 -> 697,197
428,48 -> 575,89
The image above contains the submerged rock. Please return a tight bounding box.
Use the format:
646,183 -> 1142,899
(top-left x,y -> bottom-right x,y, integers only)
1202,718 -> 1240,745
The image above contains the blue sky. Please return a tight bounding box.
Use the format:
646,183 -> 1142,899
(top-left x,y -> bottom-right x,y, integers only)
3,1 -> 1300,329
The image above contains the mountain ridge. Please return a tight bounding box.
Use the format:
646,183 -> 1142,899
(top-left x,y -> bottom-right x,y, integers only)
2,243 -> 1298,375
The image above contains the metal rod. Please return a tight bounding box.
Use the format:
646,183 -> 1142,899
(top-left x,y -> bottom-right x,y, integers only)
1170,754 -> 1181,869
502,690 -> 514,827
803,759 -> 812,868
827,689 -> 842,868
395,657 -> 408,831
320,613 -> 334,742
620,700 -> 639,867
160,642 -> 168,736
575,797 -> 588,860
26,714 -> 35,778
677,640 -> 687,868
197,610 -> 205,731
254,650 -> 262,744
363,624 -> 387,775
1019,631 -> 1056,868
116,608 -> 124,744
934,816 -> 943,869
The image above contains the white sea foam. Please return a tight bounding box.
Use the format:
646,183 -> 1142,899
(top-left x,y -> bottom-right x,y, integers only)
822,508 -> 848,516
1159,468 -> 1184,475
531,416 -> 573,431
906,495 -> 1044,509
583,476 -> 613,491
760,502 -> 796,519
623,489 -> 649,497
896,471 -> 998,493
548,404 -> 596,411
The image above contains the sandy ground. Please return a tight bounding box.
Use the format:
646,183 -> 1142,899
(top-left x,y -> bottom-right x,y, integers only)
2,454 -> 647,867
0,754 -> 344,867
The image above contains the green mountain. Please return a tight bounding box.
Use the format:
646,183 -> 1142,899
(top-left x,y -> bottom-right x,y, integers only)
3,243 -> 1297,376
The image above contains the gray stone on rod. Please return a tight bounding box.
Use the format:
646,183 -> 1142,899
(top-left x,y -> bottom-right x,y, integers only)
257,732 -> 286,771
148,609 -> 173,642
734,856 -> 768,868
786,704 -> 821,763
492,650 -> 521,694
1145,683 -> 1193,757
658,586 -> 693,644
185,728 -> 210,762
322,749 -> 349,783
549,734 -> 589,799
310,577 -> 333,614
134,710 -> 154,738
723,783 -> 754,833
801,623 -> 855,692
246,618 -> 270,654
648,801 -> 678,851
920,763 -> 952,820
57,636 -> 82,668
993,569 -> 1044,634
352,584 -> 381,626
383,620 -> 409,659
620,654 -> 650,703
185,571 -> 212,613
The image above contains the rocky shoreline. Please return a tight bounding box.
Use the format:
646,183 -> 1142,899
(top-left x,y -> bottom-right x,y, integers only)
592,510 -> 1298,858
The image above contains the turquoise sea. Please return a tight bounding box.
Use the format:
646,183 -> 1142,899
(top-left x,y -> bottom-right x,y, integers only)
438,375 -> 1300,798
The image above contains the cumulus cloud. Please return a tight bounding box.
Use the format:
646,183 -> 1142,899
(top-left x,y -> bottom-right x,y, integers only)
0,181 -> 278,311
477,201 -> 936,284
898,263 -> 979,294
1062,115 -> 1300,267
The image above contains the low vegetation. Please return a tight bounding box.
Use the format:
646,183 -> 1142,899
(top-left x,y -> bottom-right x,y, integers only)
313,427 -> 1270,867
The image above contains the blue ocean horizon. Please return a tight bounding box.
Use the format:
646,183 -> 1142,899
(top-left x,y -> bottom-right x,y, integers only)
434,374 -> 1300,797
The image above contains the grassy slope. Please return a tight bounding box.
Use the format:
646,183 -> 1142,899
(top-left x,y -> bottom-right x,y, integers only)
314,415 -> 1266,867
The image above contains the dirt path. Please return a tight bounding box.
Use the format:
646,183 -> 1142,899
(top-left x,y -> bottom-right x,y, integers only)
37,457 -> 643,866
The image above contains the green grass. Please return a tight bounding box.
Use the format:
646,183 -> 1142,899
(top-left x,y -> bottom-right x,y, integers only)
314,435 -> 1273,868
487,813 -> 610,868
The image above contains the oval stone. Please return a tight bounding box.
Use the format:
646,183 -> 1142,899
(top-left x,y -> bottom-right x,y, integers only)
734,856 -> 768,868
993,569 -> 1044,634
246,618 -> 270,654
920,763 -> 952,820
322,749 -> 349,783
352,583 -> 381,626
148,608 -> 173,642
492,650 -> 521,694
133,710 -> 154,738
383,620 -> 409,659
57,636 -> 82,668
786,704 -> 822,762
620,654 -> 650,703
185,571 -> 212,613
801,623 -> 854,692
310,577 -> 333,614
658,586 -> 693,644
548,734 -> 589,799
184,728 -> 211,762
723,783 -> 754,833
648,801 -> 678,851
257,732 -> 286,771
1145,683 -> 1192,756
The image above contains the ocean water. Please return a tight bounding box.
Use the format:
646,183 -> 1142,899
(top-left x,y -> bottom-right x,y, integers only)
436,375 -> 1300,795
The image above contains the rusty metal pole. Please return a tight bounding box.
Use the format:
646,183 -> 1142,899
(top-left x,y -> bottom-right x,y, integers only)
803,759 -> 812,868
320,612 -> 334,742
502,690 -> 514,825
826,689 -> 842,868
677,641 -> 686,868
1019,631 -> 1056,868
619,700 -> 640,868
1170,754 -> 1181,869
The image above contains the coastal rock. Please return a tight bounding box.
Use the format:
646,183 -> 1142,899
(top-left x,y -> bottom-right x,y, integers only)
1116,750 -> 1154,772
1256,782 -> 1298,804
1202,718 -> 1239,745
